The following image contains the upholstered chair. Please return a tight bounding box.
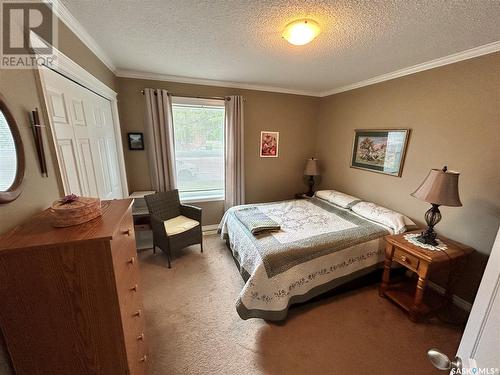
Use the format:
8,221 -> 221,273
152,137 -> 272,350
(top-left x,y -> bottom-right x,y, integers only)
144,190 -> 203,268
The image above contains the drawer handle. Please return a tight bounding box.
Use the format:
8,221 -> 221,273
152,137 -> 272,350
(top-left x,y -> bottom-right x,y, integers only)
137,332 -> 145,341
139,355 -> 147,363
132,309 -> 142,317
400,255 -> 410,263
130,284 -> 138,292
122,228 -> 132,236
127,256 -> 135,265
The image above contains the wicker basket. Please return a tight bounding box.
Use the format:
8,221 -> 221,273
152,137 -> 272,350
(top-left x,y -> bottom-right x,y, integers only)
50,197 -> 102,227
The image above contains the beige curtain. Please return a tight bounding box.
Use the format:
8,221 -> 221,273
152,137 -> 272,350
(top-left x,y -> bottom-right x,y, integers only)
143,88 -> 176,192
224,96 -> 245,210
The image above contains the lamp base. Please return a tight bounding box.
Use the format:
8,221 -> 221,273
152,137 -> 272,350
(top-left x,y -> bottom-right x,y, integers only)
306,176 -> 315,197
417,204 -> 441,247
416,231 -> 438,246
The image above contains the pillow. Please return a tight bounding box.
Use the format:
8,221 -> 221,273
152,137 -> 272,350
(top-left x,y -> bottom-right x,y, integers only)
315,190 -> 361,209
351,201 -> 416,234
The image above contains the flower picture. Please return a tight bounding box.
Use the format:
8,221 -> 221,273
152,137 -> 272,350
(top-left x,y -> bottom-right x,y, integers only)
260,131 -> 279,157
351,129 -> 410,176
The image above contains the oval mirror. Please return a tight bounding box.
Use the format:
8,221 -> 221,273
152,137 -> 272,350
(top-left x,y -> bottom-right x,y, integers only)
0,98 -> 25,203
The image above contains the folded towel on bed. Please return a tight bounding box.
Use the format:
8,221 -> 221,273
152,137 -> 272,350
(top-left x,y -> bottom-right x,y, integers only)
234,207 -> 281,235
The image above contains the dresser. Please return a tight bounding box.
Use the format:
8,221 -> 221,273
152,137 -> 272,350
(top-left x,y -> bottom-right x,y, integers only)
0,199 -> 148,375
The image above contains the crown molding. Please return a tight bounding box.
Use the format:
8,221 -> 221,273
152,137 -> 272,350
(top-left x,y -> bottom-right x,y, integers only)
115,69 -> 321,97
319,41 -> 500,97
51,0 -> 116,73
117,41 -> 500,98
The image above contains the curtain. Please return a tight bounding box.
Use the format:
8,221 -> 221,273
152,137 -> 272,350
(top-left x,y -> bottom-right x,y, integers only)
224,96 -> 245,210
143,88 -> 176,192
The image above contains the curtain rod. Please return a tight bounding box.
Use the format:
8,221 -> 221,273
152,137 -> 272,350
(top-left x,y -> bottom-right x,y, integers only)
140,90 -> 229,101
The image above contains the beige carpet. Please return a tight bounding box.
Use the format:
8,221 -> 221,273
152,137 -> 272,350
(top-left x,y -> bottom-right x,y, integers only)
138,235 -> 464,375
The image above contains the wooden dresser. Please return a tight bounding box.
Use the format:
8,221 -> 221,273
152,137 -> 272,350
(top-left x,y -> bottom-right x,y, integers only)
0,199 -> 148,375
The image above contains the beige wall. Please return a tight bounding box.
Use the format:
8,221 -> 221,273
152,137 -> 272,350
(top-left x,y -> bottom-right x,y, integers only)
0,19 -> 117,235
116,78 -> 320,225
316,52 -> 500,302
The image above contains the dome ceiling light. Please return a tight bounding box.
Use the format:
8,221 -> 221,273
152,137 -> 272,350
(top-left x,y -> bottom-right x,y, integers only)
282,19 -> 321,46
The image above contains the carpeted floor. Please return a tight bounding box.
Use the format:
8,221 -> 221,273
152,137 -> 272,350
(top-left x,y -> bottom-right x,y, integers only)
138,235 -> 464,375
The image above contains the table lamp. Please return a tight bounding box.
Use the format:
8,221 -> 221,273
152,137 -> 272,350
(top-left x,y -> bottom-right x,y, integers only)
411,166 -> 462,246
304,158 -> 320,197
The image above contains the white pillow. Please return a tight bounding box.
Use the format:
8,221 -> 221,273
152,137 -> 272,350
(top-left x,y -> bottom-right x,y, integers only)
351,201 -> 416,234
315,190 -> 361,209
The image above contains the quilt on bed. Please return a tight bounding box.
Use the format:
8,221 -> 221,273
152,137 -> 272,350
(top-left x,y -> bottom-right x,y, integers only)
219,198 -> 392,320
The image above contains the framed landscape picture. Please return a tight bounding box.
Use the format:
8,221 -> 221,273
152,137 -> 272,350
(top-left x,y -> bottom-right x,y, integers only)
127,132 -> 144,150
260,131 -> 279,157
350,129 -> 410,177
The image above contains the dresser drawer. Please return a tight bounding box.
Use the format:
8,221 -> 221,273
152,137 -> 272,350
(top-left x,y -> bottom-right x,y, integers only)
110,208 -> 148,374
111,208 -> 138,286
112,235 -> 139,290
125,317 -> 148,375
122,301 -> 147,375
393,248 -> 420,271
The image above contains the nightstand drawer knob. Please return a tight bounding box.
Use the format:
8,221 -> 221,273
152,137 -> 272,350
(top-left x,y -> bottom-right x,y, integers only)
132,309 -> 142,317
130,284 -> 138,292
122,228 -> 132,236
401,255 -> 408,262
139,355 -> 147,363
127,256 -> 135,265
137,332 -> 145,341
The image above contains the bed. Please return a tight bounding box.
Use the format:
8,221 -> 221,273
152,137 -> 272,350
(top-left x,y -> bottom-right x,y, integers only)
218,190 -> 416,321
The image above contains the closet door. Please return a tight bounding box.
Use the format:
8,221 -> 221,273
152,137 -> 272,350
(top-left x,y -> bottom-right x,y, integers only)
42,67 -> 123,199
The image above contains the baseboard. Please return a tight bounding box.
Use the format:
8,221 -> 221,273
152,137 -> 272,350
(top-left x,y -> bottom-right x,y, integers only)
202,224 -> 219,235
428,281 -> 473,312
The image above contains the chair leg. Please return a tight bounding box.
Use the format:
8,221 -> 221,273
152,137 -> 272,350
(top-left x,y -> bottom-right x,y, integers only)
153,243 -> 156,254
200,239 -> 204,253
166,250 -> 172,268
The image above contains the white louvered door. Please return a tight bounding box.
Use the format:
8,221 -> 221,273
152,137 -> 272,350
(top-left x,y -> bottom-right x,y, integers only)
42,67 -> 123,200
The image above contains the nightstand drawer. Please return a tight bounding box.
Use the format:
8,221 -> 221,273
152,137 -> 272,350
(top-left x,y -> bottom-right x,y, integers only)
394,249 -> 420,270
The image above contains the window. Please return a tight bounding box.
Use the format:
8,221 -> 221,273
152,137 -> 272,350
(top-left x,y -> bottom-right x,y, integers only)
172,97 -> 225,202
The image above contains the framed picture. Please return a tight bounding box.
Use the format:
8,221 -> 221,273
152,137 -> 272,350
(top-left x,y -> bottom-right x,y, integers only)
127,132 -> 144,150
260,131 -> 279,158
350,129 -> 410,177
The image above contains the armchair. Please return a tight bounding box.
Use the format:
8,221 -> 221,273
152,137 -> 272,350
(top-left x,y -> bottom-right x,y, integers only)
144,190 -> 203,268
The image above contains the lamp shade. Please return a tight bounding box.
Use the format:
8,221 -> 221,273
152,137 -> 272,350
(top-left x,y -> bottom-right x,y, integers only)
304,158 -> 320,176
411,167 -> 462,207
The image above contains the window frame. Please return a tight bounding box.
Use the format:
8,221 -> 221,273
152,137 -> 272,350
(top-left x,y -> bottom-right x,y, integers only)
171,96 -> 225,203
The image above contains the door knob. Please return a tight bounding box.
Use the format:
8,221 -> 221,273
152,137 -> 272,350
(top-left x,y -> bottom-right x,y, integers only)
427,349 -> 462,372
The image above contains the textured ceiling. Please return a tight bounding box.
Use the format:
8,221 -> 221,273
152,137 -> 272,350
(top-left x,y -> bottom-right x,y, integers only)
61,0 -> 500,94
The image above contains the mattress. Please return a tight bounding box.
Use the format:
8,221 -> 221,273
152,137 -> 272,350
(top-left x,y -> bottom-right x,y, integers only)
219,197 -> 395,320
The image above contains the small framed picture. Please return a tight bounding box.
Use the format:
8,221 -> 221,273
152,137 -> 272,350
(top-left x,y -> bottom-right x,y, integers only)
260,131 -> 279,158
127,132 -> 144,150
350,129 -> 410,177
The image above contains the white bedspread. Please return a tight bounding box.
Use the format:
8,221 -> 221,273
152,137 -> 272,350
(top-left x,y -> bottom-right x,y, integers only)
219,198 -> 394,320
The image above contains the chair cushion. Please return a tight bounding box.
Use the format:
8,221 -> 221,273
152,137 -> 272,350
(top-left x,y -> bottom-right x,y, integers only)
163,215 -> 200,236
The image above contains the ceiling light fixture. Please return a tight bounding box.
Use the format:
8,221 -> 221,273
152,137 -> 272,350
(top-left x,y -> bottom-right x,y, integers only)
282,19 -> 321,46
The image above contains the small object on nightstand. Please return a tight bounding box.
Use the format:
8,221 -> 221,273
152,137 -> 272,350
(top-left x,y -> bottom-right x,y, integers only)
379,230 -> 473,322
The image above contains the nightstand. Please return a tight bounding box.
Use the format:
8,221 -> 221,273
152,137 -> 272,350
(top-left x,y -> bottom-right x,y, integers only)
379,230 -> 473,322
295,193 -> 311,199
